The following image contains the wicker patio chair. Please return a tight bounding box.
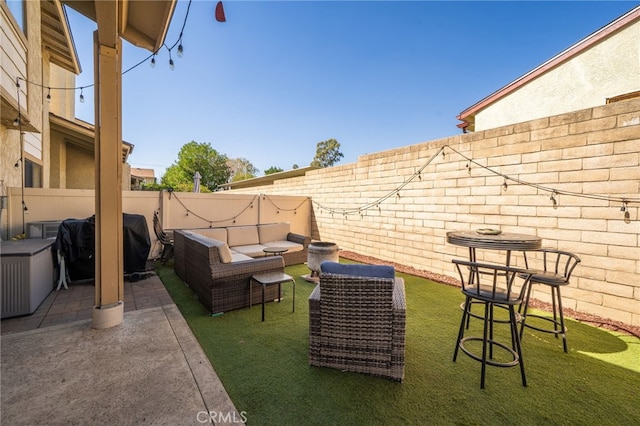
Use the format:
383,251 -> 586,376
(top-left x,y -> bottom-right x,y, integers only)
308,262 -> 406,382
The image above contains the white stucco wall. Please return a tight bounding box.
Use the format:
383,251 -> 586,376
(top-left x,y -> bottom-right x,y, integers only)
475,20 -> 640,131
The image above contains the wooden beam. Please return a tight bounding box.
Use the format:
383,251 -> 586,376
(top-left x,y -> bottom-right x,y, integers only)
94,0 -> 118,48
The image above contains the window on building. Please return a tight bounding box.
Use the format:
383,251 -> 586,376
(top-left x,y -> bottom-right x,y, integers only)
24,159 -> 42,188
5,0 -> 25,33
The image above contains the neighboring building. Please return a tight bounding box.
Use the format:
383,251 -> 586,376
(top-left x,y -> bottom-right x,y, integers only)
1,0 -> 79,190
130,167 -> 156,190
1,0 -> 134,192
457,5 -> 640,132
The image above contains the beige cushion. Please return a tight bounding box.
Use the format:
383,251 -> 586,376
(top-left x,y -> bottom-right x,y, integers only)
263,240 -> 303,252
230,251 -> 253,262
194,228 -> 228,242
232,244 -> 268,258
227,225 -> 260,247
258,223 -> 290,244
216,241 -> 233,264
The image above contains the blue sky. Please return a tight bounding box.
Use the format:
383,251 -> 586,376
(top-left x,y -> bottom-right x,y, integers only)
65,1 -> 638,180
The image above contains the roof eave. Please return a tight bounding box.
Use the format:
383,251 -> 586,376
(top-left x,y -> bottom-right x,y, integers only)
61,0 -> 177,53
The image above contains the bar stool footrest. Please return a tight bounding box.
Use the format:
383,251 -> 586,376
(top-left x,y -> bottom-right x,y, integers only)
461,301 -> 522,324
522,313 -> 566,336
459,336 -> 520,368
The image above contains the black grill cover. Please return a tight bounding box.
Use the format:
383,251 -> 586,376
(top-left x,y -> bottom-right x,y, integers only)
54,214 -> 151,281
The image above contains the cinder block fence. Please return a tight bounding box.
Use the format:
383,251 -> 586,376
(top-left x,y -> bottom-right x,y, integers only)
230,99 -> 640,327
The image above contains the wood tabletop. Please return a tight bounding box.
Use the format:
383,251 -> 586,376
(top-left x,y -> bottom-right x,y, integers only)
446,231 -> 542,251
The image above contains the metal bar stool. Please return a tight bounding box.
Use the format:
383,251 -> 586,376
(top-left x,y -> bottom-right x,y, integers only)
452,259 -> 533,389
519,249 -> 581,353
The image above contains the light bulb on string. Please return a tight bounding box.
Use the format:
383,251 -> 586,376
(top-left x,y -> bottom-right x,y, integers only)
150,55 -> 156,68
46,88 -> 51,101
503,178 -> 508,191
79,87 -> 84,103
550,191 -> 558,207
169,56 -> 175,70
620,200 -> 628,212
177,43 -> 184,58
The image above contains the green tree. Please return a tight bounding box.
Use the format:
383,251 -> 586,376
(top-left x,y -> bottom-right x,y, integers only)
264,166 -> 283,175
161,141 -> 230,191
228,158 -> 258,182
310,138 -> 344,168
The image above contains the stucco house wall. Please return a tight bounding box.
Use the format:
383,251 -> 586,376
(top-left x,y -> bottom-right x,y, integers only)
228,99 -> 640,327
1,0 -> 44,190
1,2 -> 134,195
475,19 -> 640,131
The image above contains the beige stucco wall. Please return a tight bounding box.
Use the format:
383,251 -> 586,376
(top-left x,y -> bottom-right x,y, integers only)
475,20 -> 640,131
49,63 -> 76,120
228,99 -> 640,327
1,1 -> 49,188
66,144 -> 95,189
3,189 -> 311,260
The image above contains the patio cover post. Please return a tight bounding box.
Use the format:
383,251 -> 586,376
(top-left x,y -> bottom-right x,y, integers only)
91,3 -> 124,329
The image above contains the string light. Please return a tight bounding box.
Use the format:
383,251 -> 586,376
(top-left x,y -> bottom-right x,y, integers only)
11,0 -> 197,101
46,88 -> 51,101
169,50 -> 175,70
170,192 -> 261,225
313,145 -> 638,219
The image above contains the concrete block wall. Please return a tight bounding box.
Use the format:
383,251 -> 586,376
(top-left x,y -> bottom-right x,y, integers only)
230,99 -> 640,327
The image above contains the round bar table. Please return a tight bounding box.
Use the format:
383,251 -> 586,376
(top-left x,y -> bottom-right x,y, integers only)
447,231 -> 542,327
446,231 -> 542,266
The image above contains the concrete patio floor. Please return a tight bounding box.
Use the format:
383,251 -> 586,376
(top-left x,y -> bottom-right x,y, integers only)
1,273 -> 243,425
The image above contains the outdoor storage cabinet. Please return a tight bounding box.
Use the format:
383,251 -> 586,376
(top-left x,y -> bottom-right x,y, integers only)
1,239 -> 55,318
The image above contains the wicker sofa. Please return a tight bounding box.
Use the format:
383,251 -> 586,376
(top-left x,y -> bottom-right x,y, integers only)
181,222 -> 310,266
174,230 -> 286,315
309,262 -> 406,382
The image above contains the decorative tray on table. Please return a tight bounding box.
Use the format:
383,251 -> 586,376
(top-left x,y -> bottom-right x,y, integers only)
476,228 -> 502,235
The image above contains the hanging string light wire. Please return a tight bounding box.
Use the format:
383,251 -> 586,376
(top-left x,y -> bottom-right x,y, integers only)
444,145 -> 639,204
314,144 -> 639,216
14,79 -> 28,234
13,0 -> 194,97
262,195 -> 310,213
170,192 -> 259,225
313,146 -> 446,215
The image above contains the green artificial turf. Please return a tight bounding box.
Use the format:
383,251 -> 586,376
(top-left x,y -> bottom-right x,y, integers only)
156,262 -> 640,426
